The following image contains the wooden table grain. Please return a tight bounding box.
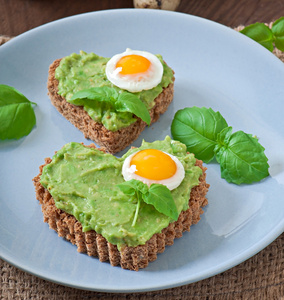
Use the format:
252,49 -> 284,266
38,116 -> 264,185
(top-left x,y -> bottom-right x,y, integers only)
1,0 -> 284,37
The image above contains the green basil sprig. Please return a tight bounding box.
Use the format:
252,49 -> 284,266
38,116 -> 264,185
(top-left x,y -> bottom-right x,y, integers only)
0,84 -> 37,140
70,86 -> 151,125
171,106 -> 269,185
240,17 -> 284,52
170,107 -> 228,163
117,179 -> 178,226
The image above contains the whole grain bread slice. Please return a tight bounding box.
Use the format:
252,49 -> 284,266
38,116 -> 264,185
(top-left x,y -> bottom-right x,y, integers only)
47,59 -> 174,154
33,144 -> 209,271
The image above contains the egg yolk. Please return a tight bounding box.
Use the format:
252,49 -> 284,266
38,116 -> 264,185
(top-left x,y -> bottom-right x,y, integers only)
130,149 -> 177,180
116,55 -> 151,75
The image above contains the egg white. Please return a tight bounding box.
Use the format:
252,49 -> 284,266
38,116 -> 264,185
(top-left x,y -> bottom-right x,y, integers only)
122,150 -> 185,190
105,49 -> 163,93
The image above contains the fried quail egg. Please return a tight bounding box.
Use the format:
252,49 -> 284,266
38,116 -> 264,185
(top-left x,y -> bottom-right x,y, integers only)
105,49 -> 163,93
122,149 -> 185,190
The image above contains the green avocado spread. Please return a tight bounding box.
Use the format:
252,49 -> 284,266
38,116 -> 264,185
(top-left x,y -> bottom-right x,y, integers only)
40,136 -> 202,250
55,51 -> 174,131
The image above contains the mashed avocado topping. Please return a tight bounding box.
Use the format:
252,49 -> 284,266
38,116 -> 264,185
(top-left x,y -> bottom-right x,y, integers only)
55,51 -> 174,131
40,136 -> 202,250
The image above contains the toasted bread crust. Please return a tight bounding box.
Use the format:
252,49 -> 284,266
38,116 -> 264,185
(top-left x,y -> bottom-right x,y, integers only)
33,145 -> 209,271
47,59 -> 175,154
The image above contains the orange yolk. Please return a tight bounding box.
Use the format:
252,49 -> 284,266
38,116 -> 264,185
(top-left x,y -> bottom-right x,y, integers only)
116,54 -> 151,75
130,149 -> 177,180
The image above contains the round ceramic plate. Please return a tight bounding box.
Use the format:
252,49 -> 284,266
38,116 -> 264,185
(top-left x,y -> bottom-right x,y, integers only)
0,9 -> 283,293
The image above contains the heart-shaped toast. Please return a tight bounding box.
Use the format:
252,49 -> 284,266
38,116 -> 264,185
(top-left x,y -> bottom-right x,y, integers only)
33,136 -> 209,270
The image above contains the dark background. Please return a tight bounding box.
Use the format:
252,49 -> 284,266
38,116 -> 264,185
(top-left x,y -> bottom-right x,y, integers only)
1,0 -> 284,36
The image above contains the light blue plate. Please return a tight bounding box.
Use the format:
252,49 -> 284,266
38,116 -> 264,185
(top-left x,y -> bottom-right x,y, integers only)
0,9 -> 283,293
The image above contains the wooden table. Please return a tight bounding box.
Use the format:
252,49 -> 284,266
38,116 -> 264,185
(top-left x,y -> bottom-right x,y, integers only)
1,0 -> 284,37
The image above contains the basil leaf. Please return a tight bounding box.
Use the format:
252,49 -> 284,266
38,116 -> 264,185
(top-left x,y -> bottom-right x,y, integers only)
70,86 -> 151,125
116,92 -> 151,125
70,86 -> 118,105
73,86 -> 117,100
171,106 -> 269,185
117,179 -> 149,196
171,106 -> 228,163
117,179 -> 149,227
271,17 -> 284,51
0,84 -> 36,140
214,127 -> 269,184
274,36 -> 284,52
116,181 -> 136,196
117,179 -> 178,224
240,23 -> 274,51
272,17 -> 284,36
144,184 -> 178,221
272,17 -> 284,51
